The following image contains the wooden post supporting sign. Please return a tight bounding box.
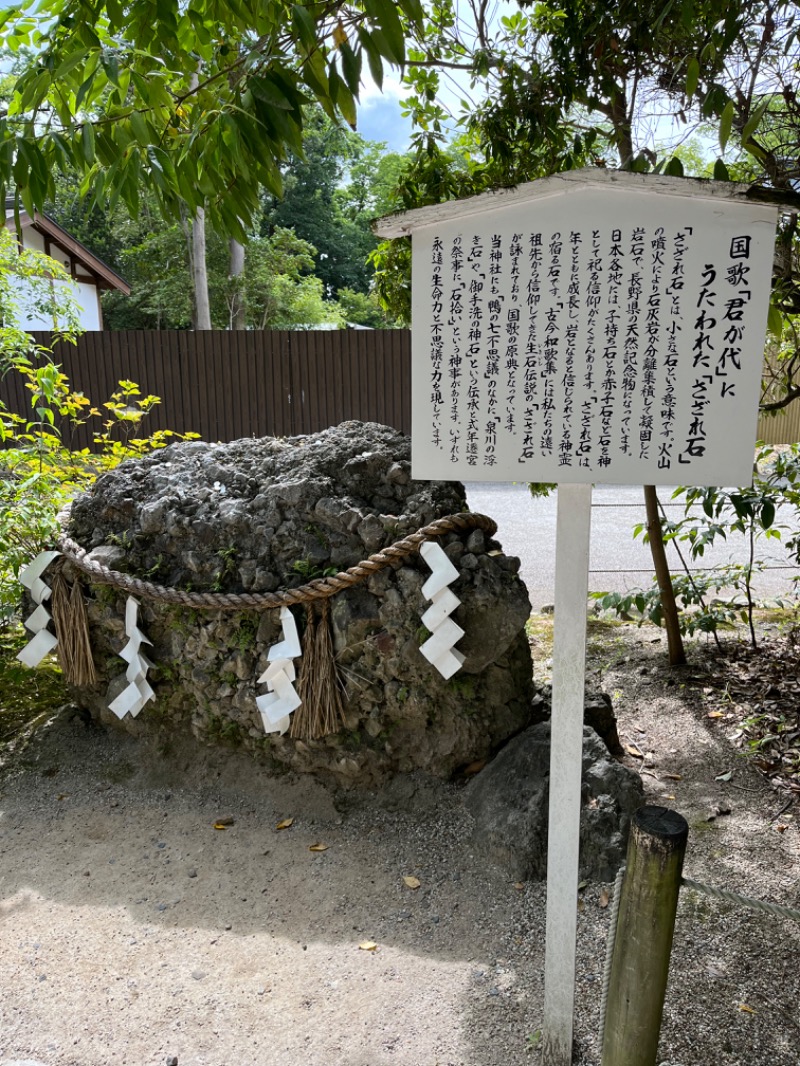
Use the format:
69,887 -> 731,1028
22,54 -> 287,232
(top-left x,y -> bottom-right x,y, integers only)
601,806 -> 689,1066
541,483 -> 593,1064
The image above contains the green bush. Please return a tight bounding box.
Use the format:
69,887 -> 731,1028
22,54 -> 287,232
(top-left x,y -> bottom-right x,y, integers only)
0,228 -> 196,618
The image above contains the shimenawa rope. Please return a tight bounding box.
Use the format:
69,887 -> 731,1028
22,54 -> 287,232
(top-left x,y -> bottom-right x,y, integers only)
55,511 -> 497,611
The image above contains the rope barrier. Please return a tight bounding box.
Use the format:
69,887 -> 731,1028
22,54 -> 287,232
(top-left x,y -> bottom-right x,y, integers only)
599,864 -> 626,1049
681,877 -> 800,923
598,864 -> 798,1048
56,512 -> 497,612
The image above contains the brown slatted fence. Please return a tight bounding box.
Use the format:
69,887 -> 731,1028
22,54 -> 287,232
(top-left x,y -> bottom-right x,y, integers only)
9,329 -> 798,448
1,330 -> 411,449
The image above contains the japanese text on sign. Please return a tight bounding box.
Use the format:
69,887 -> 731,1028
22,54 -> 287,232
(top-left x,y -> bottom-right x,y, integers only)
411,191 -> 776,485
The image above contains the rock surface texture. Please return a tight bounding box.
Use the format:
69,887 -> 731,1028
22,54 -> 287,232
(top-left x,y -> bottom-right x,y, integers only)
66,422 -> 535,787
465,722 -> 643,881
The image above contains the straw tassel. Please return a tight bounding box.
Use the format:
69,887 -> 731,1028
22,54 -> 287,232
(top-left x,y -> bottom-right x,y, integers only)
291,599 -> 345,741
50,568 -> 97,687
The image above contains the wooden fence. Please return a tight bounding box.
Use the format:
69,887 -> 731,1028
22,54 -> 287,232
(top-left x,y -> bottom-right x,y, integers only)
3,328 -> 799,448
2,330 -> 412,448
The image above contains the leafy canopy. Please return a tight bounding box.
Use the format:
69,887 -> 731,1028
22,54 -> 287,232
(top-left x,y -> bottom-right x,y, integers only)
0,0 -> 423,238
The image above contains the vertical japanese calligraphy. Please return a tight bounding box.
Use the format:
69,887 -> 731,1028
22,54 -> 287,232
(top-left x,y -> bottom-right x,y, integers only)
411,189 -> 776,486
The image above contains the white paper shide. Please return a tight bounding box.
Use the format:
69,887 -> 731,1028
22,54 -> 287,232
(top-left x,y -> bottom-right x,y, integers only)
256,605 -> 302,735
109,596 -> 155,719
419,540 -> 465,679
16,550 -> 61,668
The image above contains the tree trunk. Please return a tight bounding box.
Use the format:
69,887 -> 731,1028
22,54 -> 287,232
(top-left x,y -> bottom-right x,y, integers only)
644,485 -> 685,665
228,238 -> 246,330
192,207 -> 212,330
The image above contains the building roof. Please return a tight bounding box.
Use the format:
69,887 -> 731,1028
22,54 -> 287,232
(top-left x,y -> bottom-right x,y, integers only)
5,203 -> 130,294
373,167 -> 800,239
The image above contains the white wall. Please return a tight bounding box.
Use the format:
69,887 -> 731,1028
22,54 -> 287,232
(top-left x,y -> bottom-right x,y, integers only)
12,224 -> 103,331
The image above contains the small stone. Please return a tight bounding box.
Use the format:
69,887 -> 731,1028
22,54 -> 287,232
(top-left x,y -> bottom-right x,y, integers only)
187,869 -> 197,879
191,971 -> 206,981
157,903 -> 168,912
166,1056 -> 179,1066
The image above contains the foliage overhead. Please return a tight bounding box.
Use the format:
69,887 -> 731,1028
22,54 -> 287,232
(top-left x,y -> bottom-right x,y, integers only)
0,0 -> 423,238
374,0 -> 800,359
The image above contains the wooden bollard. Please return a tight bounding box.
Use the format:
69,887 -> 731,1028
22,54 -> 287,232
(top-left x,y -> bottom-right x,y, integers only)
601,805 -> 689,1066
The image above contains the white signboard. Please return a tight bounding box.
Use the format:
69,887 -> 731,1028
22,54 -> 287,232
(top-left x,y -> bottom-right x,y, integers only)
411,188 -> 776,486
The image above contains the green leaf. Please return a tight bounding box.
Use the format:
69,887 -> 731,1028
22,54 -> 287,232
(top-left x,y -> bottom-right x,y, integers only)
291,4 -> 318,50
101,52 -> 120,87
249,75 -> 295,111
81,122 -> 96,163
767,303 -> 783,339
741,97 -> 770,142
761,501 -> 775,529
358,28 -> 384,89
75,70 -> 96,110
719,99 -> 734,152
329,69 -> 356,128
365,0 -> 405,66
129,109 -> 150,145
685,56 -> 699,98
339,41 -> 362,97
53,47 -> 87,81
664,156 -> 684,177
713,158 -> 729,181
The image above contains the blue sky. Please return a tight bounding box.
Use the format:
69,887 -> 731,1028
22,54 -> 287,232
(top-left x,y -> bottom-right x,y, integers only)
356,75 -> 414,153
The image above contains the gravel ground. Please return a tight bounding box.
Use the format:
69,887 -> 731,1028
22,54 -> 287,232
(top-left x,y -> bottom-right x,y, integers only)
0,622 -> 798,1066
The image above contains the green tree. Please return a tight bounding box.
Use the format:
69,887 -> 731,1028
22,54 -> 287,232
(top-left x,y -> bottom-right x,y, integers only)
336,286 -> 400,327
1,0 -> 424,239
262,108 -> 390,297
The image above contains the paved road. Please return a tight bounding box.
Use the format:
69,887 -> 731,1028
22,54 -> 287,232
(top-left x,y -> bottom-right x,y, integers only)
466,482 -> 797,610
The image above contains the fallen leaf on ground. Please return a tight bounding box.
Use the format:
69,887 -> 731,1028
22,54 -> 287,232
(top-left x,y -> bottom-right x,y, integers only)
707,710 -> 725,719
662,773 -> 683,781
213,823 -> 229,831
625,743 -> 644,758
715,771 -> 734,782
598,888 -> 610,908
738,1003 -> 756,1014
275,818 -> 294,830
775,824 -> 788,833
309,843 -> 329,852
665,794 -> 676,801
358,941 -> 378,951
403,875 -> 421,889
512,882 -> 525,891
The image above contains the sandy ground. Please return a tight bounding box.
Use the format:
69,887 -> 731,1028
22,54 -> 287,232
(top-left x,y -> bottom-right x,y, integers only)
0,622 -> 798,1066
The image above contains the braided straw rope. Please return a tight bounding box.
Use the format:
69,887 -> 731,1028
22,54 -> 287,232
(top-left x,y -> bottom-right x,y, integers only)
56,512 -> 497,612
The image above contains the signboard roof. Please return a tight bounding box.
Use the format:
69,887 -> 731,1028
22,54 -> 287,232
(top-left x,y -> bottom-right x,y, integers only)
373,168 -> 797,240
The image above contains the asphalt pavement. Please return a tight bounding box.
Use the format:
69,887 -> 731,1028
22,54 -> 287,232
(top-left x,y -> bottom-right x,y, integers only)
465,481 -> 797,611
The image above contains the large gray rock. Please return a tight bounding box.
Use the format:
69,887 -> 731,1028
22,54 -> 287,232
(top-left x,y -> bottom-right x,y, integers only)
464,723 -> 643,881
66,421 -> 536,787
